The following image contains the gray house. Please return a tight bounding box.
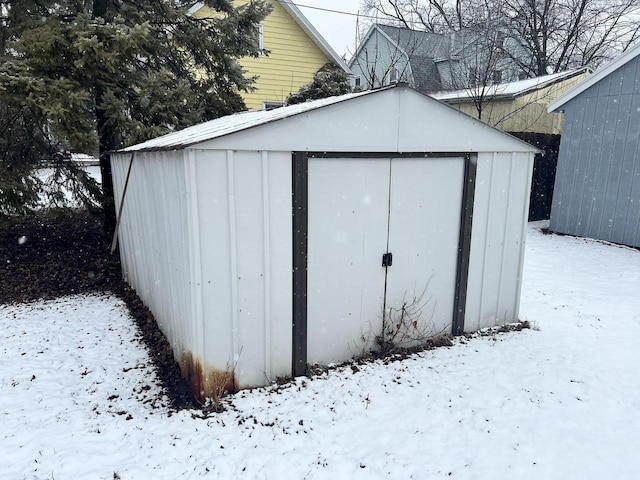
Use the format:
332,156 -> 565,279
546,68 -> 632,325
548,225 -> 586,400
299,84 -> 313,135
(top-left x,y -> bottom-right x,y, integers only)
548,42 -> 640,247
349,24 -> 530,93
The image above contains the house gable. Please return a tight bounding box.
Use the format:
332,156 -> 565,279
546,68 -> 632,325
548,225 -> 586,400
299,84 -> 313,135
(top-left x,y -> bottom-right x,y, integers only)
350,24 -> 529,92
348,25 -> 412,89
349,24 -> 445,91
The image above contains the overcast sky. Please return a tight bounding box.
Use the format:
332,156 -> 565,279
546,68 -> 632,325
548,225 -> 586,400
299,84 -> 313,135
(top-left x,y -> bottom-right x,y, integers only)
292,0 -> 366,59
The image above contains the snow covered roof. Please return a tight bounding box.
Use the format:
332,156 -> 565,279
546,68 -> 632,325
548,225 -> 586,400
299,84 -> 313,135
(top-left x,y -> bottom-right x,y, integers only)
188,1 -> 351,74
119,88 -> 376,152
548,41 -> 640,112
431,68 -> 591,103
71,153 -> 98,164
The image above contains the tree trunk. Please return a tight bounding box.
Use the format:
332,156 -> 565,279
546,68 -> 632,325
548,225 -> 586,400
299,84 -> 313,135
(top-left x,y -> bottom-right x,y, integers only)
93,0 -> 117,234
97,102 -> 117,235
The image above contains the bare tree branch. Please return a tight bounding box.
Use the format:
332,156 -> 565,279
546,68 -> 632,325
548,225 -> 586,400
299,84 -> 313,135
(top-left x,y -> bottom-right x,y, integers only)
361,0 -> 640,76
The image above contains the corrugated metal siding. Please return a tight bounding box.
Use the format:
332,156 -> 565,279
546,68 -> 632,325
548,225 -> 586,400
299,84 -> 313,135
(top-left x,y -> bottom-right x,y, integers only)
193,149 -> 293,388
112,152 -> 194,363
465,151 -> 534,331
113,149 -> 293,389
195,150 -> 292,386
550,56 -> 640,247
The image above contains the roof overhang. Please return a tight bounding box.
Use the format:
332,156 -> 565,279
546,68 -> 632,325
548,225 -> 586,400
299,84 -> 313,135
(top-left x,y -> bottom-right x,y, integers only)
279,0 -> 351,74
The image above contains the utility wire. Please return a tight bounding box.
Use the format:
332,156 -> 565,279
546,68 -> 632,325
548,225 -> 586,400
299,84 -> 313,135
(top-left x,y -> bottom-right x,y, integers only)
286,1 -> 365,18
277,0 -> 411,23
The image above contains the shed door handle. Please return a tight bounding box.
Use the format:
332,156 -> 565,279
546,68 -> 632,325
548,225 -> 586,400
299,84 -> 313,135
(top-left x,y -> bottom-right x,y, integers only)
382,252 -> 393,267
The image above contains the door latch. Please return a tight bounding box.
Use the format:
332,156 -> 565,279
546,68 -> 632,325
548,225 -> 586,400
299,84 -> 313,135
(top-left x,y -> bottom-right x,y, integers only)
381,252 -> 393,267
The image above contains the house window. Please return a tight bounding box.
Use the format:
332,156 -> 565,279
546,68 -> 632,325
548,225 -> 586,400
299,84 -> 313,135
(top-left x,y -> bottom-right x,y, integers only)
468,67 -> 478,83
492,70 -> 502,84
254,23 -> 264,50
389,66 -> 399,84
263,101 -> 284,111
383,67 -> 400,86
354,76 -> 361,87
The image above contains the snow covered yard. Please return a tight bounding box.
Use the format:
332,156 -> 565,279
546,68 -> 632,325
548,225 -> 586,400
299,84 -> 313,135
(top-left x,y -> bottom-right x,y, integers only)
1,224 -> 640,479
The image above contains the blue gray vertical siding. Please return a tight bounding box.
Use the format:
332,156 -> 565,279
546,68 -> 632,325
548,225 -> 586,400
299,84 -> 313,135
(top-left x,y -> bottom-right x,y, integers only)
550,56 -> 640,247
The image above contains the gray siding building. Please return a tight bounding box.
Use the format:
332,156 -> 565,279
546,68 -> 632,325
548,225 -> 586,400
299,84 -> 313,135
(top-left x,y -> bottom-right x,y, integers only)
548,42 -> 640,247
349,24 -> 530,93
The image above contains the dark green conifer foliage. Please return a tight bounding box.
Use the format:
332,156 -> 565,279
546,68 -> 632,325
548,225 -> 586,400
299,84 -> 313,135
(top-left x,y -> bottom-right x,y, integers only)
286,65 -> 353,105
0,0 -> 271,226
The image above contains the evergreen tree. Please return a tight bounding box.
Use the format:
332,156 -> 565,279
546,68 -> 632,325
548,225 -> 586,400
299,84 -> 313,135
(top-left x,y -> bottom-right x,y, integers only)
0,0 -> 271,227
286,64 -> 353,105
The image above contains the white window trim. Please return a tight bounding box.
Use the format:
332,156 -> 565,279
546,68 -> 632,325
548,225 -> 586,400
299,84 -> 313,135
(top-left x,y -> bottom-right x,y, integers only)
257,23 -> 264,50
263,101 -> 284,111
389,66 -> 399,84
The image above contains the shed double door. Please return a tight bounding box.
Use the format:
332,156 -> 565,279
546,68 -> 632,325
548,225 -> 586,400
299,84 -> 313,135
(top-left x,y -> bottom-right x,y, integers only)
307,156 -> 465,364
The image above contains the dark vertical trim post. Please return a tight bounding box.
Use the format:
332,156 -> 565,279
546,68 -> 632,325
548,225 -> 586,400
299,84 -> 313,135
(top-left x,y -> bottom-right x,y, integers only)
452,153 -> 478,336
292,152 -> 308,376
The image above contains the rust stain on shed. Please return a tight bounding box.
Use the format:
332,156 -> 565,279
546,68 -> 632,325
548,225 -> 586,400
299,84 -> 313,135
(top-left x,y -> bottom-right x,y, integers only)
181,350 -> 237,404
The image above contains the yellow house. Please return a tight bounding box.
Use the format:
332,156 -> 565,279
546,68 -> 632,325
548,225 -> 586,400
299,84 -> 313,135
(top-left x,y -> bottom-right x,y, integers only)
190,0 -> 351,111
430,69 -> 591,135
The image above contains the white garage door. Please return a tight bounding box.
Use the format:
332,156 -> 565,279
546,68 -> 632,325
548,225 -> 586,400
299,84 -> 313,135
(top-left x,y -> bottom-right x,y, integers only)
307,156 -> 464,364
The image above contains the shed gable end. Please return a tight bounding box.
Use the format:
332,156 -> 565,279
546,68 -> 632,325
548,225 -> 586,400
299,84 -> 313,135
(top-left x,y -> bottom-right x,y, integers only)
192,87 -> 539,153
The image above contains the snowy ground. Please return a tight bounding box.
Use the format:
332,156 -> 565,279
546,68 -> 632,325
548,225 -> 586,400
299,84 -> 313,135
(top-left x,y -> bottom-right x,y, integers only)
2,225 -> 640,479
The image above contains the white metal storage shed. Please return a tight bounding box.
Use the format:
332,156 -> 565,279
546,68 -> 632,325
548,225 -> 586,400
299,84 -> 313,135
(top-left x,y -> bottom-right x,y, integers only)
111,84 -> 537,401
